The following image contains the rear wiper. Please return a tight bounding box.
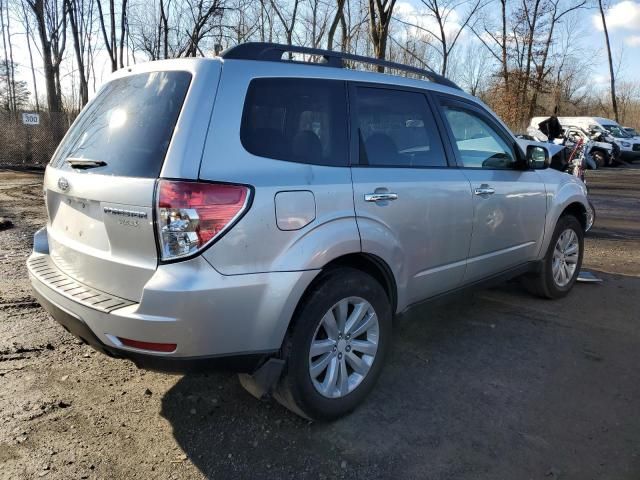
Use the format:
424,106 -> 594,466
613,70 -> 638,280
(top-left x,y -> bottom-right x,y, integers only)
66,157 -> 107,169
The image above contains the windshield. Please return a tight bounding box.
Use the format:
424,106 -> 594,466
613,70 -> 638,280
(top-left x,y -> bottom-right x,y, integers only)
51,71 -> 192,178
602,124 -> 632,138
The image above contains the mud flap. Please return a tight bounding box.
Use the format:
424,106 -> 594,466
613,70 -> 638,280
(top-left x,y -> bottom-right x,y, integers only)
238,358 -> 285,400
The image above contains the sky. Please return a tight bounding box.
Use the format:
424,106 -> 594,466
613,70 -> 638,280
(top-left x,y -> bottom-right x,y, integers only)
587,0 -> 640,84
393,0 -> 640,86
4,0 -> 640,107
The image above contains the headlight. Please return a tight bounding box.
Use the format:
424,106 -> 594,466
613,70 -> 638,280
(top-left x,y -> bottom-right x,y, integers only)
621,141 -> 631,147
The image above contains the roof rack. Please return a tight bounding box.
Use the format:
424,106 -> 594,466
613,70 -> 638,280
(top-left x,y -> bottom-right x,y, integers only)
220,42 -> 462,91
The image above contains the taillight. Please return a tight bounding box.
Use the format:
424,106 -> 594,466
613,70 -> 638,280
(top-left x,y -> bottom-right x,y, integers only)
156,180 -> 250,261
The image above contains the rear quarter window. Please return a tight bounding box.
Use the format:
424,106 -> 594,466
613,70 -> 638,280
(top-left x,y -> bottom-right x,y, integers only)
52,71 -> 192,178
240,78 -> 348,167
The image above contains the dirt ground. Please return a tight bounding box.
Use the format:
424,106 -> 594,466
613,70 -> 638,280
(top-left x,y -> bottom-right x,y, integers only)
1,167 -> 639,480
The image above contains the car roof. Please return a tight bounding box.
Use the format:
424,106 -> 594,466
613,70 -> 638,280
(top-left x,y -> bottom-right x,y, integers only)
99,47 -> 510,135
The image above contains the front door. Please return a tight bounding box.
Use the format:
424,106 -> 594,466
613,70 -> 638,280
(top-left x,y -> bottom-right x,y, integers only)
349,84 -> 474,308
436,96 -> 547,283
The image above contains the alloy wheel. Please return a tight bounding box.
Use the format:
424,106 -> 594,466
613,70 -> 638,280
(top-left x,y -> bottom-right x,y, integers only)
308,297 -> 379,398
552,228 -> 579,287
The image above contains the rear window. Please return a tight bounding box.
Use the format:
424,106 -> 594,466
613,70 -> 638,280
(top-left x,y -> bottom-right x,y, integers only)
240,78 -> 348,167
52,71 -> 191,178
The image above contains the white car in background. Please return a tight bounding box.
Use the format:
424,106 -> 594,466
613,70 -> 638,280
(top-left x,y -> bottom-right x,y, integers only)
531,116 -> 640,162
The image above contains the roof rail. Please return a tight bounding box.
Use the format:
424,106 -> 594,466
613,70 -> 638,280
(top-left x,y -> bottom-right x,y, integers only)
220,42 -> 462,91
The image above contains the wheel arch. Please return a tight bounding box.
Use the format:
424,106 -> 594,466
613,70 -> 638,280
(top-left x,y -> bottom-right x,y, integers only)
560,201 -> 587,231
321,253 -> 398,314
285,253 -> 398,343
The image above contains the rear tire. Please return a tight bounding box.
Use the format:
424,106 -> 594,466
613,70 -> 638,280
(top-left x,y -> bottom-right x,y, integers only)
274,268 -> 392,421
523,215 -> 584,299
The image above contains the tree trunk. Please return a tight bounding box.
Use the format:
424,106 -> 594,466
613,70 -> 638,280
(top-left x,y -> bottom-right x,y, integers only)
435,8 -> 447,75
327,0 -> 345,50
119,0 -> 127,68
30,0 -> 63,112
368,0 -> 396,72
518,0 -> 542,127
0,0 -> 14,110
21,1 -> 40,111
96,0 -> 116,70
500,0 -> 508,91
4,0 -> 17,110
160,0 -> 169,59
66,0 -> 88,106
109,0 -> 117,70
598,0 -> 618,122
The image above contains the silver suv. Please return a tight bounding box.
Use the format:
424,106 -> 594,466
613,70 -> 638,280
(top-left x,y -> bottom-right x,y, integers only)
28,43 -> 594,420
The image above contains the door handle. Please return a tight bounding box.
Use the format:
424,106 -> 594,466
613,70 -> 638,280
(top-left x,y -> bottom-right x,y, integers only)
474,186 -> 495,196
364,193 -> 398,202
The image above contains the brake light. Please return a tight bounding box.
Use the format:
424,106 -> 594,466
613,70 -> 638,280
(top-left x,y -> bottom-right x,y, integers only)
156,180 -> 250,261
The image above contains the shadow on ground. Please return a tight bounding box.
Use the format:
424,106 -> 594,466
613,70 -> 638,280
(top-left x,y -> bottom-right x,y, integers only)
161,272 -> 640,479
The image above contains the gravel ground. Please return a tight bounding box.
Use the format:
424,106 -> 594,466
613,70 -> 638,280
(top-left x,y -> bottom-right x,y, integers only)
0,167 -> 638,480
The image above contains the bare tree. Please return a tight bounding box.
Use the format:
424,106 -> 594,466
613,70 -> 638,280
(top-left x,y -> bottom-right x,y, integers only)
396,0 -> 483,76
269,0 -> 300,47
18,0 -> 40,111
304,0 -> 330,48
597,0 -> 618,121
458,41 -> 490,95
96,0 -> 127,71
26,0 -> 67,113
219,0 -> 262,46
514,0 -> 545,126
472,0 -> 510,91
129,0 -> 225,60
0,0 -> 17,110
327,0 -> 346,50
178,0 -> 225,56
526,0 -> 585,119
66,0 -> 95,106
160,0 -> 168,58
368,0 -> 396,70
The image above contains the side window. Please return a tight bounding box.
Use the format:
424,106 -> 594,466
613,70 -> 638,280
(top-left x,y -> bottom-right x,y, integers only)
354,87 -> 447,168
240,78 -> 348,166
442,106 -> 517,169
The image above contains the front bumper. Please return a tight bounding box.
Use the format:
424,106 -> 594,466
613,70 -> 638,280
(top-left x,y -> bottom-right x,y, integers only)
28,228 -> 318,373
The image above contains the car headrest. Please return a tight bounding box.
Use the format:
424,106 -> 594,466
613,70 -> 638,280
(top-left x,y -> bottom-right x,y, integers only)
364,133 -> 398,165
292,130 -> 322,163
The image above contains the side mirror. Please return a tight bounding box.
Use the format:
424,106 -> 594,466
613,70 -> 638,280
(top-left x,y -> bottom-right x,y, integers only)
527,145 -> 549,169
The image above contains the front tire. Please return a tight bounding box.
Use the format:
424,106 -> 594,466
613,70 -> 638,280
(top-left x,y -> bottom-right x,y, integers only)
523,215 -> 584,299
274,268 -> 392,421
591,150 -> 606,168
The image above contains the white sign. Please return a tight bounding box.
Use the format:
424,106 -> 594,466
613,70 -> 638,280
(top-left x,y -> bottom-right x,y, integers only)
22,113 -> 40,125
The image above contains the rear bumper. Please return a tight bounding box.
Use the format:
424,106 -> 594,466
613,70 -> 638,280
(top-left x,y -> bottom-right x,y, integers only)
32,287 -> 269,372
28,228 -> 318,372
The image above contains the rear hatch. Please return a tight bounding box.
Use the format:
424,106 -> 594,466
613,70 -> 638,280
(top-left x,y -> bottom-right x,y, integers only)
44,69 -> 193,301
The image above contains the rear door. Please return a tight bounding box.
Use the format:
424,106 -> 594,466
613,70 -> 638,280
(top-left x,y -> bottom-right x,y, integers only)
435,95 -> 547,283
349,84 -> 474,307
44,69 -> 198,301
